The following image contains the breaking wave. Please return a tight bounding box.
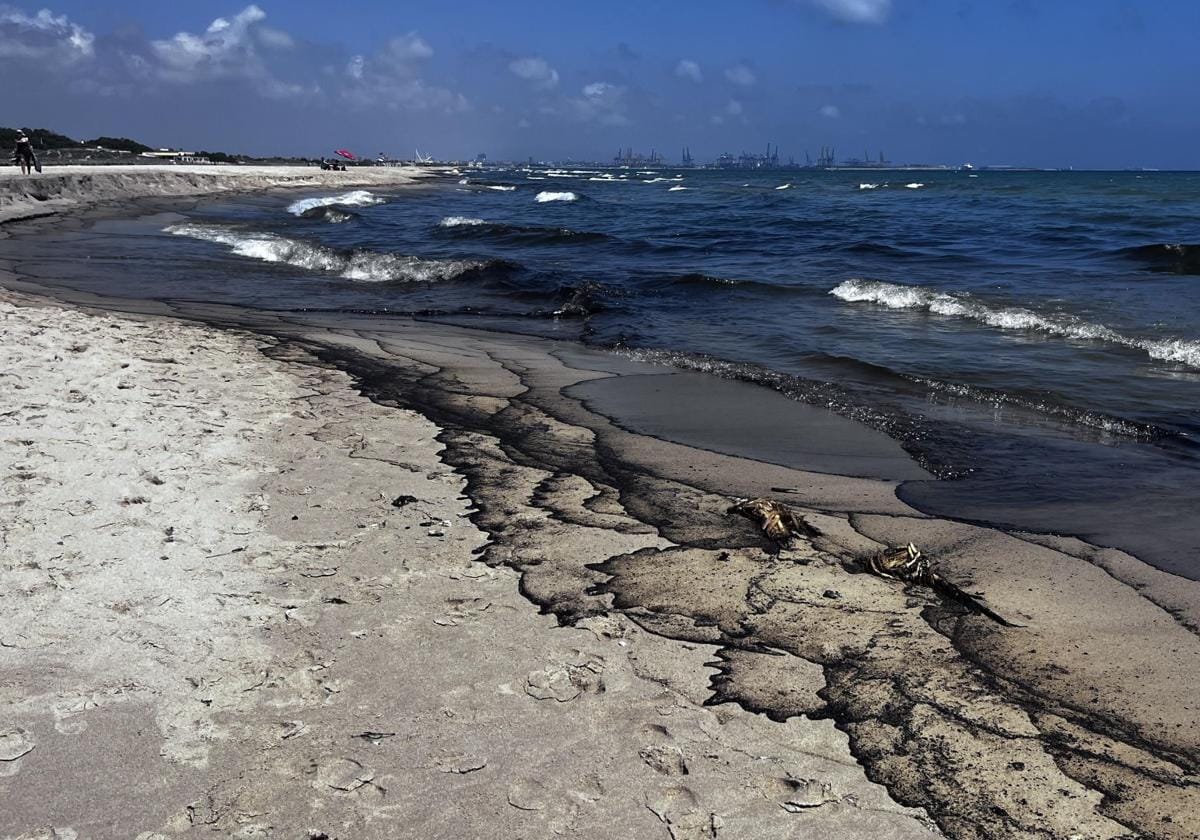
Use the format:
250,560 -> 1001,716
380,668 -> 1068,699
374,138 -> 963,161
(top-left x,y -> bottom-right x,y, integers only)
165,223 -> 504,284
286,190 -> 385,216
535,191 -> 579,203
438,216 -> 486,227
830,279 -> 1200,368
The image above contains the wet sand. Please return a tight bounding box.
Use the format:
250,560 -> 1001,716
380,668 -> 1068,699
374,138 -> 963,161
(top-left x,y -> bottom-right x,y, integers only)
2,173 -> 1199,839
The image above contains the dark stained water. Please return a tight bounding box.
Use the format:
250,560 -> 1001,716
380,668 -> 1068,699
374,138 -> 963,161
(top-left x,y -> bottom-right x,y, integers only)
9,167 -> 1200,575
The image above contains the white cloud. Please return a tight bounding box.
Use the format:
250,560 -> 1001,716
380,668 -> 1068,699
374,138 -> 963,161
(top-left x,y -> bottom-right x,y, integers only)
509,56 -> 559,89
819,104 -> 841,118
377,32 -> 433,67
151,5 -> 272,80
724,63 -> 756,86
569,81 -> 629,126
582,81 -> 615,98
343,35 -> 465,114
712,98 -> 745,125
257,26 -> 293,49
0,6 -> 94,66
805,0 -> 892,24
675,59 -> 702,83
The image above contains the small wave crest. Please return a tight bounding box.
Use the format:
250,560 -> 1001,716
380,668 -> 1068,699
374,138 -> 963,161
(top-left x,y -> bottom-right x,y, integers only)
299,205 -> 358,224
830,279 -> 1200,368
165,223 -> 502,284
435,217 -> 608,245
287,190 -> 384,216
535,191 -> 579,203
661,273 -> 803,295
1117,243 -> 1200,275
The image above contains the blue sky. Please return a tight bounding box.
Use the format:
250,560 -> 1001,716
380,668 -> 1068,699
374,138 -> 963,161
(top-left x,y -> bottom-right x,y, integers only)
2,0 -> 1198,167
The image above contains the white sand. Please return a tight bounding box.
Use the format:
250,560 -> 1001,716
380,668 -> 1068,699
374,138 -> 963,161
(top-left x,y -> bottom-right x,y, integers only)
0,291 -> 936,838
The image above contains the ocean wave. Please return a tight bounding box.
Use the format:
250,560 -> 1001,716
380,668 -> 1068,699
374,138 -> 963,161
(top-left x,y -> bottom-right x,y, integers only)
298,205 -> 359,223
830,278 -> 1200,368
535,191 -> 578,203
434,217 -> 609,244
1117,243 -> 1200,275
668,185 -> 688,192
859,183 -> 884,190
906,182 -> 925,189
165,223 -> 503,284
662,273 -> 802,295
908,376 -> 1170,442
286,190 -> 384,216
775,183 -> 792,190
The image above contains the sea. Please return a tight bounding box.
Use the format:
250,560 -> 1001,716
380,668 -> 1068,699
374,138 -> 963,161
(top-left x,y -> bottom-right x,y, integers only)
16,167 -> 1200,576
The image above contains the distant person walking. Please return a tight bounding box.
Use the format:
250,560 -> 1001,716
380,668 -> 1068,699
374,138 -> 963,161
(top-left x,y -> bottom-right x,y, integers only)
13,131 -> 36,175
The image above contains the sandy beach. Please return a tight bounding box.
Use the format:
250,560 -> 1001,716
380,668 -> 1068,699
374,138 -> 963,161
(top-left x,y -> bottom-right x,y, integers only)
0,164 -> 442,225
2,168 -> 1199,840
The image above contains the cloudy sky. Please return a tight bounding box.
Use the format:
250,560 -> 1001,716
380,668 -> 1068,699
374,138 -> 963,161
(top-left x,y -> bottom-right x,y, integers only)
2,0 -> 1197,167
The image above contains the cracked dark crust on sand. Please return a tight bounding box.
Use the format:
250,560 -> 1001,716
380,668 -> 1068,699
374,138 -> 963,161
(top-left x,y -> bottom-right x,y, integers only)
238,331 -> 1198,840
2,188 -> 1197,837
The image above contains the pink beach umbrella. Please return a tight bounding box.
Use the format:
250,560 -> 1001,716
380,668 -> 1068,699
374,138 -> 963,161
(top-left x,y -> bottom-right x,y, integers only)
334,149 -> 356,161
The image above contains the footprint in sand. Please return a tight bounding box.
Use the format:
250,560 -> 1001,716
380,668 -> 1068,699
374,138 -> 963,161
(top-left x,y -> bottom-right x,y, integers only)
0,727 -> 35,777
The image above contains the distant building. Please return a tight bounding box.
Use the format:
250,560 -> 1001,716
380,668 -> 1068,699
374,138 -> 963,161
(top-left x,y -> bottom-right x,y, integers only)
139,149 -> 212,164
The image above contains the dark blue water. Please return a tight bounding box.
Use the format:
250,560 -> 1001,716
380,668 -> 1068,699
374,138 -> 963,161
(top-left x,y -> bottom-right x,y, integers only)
13,167 -> 1200,574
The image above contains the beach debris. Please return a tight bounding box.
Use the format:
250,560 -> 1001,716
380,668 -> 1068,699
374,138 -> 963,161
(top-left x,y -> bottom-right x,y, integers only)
865,543 -> 1017,626
391,494 -> 419,508
728,498 -> 819,544
356,731 -> 395,745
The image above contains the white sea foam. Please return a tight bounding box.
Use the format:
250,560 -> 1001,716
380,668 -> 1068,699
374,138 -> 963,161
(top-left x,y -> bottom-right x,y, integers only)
775,183 -> 792,190
668,185 -> 688,192
286,190 -> 385,216
439,216 -> 486,227
484,185 -> 516,191
165,223 -> 485,283
859,183 -> 883,190
535,191 -> 578,203
830,279 -> 1200,369
906,182 -> 925,189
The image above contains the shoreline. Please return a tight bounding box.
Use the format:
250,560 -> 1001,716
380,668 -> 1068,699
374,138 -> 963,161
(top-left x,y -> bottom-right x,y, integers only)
3,171 -> 1199,838
0,163 -> 449,225
0,287 -> 935,838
